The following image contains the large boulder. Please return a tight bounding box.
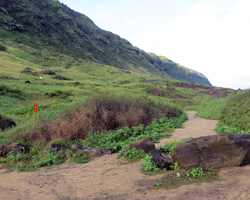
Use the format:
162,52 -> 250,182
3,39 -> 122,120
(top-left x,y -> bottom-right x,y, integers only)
0,143 -> 28,156
0,119 -> 16,131
71,143 -> 111,157
171,133 -> 250,170
124,138 -> 155,153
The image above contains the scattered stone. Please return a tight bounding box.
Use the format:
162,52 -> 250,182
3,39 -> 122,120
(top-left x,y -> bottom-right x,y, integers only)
42,143 -> 69,153
90,148 -> 111,157
124,138 -> 155,154
0,119 -> 16,131
171,133 -> 250,170
152,149 -> 172,170
0,143 -> 28,156
71,143 -> 111,157
71,143 -> 92,153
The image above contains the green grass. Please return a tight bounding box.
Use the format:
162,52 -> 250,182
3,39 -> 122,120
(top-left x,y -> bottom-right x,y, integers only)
220,90 -> 250,131
190,98 -> 228,120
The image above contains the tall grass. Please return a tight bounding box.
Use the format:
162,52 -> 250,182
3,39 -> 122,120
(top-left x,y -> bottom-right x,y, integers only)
220,89 -> 250,131
194,98 -> 228,120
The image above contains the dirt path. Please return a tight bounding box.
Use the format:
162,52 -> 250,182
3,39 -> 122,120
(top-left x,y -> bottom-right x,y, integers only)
1,111 -> 250,200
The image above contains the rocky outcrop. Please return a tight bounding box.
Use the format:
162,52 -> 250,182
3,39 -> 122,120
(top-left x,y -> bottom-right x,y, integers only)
124,138 -> 155,154
0,143 -> 28,156
0,119 -> 16,131
171,133 -> 250,170
71,143 -> 111,157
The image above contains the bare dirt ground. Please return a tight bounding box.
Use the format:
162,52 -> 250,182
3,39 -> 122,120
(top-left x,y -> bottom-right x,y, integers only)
1,111 -> 250,200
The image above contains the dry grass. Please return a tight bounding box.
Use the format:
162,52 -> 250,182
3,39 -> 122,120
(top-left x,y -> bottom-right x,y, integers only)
25,94 -> 182,142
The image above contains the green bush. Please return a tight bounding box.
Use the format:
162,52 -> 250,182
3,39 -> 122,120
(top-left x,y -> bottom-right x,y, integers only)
123,147 -> 147,162
141,153 -> 161,171
80,112 -> 187,153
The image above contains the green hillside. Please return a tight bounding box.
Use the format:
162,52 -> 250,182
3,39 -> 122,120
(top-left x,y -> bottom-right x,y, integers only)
148,53 -> 211,85
0,0 -> 211,85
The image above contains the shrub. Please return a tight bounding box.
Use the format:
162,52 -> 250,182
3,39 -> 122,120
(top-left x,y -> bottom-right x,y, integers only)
20,68 -> 38,76
0,45 -> 7,51
25,93 -> 183,142
53,75 -> 73,80
123,147 -> 147,162
43,70 -> 56,75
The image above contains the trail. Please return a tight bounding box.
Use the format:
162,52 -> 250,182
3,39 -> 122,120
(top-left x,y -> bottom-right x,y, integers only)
1,111 -> 250,200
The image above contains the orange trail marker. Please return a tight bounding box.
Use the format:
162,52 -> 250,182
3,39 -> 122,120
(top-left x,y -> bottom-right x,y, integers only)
34,103 -> 38,123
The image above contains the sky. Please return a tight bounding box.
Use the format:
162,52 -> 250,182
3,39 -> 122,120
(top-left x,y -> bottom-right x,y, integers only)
60,0 -> 250,89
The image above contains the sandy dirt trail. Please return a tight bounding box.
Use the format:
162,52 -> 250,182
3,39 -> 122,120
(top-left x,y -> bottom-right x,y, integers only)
1,111 -> 250,200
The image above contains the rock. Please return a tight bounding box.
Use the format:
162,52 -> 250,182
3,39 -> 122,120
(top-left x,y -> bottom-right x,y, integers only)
0,143 -> 28,156
42,143 -> 69,153
71,143 -> 111,157
0,119 -> 16,131
90,148 -> 111,157
152,150 -> 172,170
71,143 -> 92,153
124,138 -> 155,153
171,133 -> 250,170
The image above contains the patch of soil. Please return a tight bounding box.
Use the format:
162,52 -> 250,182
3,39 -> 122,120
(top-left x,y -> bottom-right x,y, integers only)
1,111 -> 250,200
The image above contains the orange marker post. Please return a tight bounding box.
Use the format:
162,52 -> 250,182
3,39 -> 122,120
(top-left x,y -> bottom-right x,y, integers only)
34,103 -> 38,123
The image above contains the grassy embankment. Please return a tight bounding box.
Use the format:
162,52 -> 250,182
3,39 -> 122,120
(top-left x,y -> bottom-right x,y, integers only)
189,89 -> 250,134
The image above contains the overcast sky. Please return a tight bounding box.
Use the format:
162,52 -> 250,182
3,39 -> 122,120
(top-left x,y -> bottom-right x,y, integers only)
60,0 -> 250,89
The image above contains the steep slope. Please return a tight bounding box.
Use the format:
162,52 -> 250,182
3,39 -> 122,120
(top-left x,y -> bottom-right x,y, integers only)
0,0 -> 211,85
148,53 -> 211,85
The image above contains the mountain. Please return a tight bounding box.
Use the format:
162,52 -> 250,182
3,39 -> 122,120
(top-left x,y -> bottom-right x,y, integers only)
0,0 -> 211,85
148,53 -> 211,85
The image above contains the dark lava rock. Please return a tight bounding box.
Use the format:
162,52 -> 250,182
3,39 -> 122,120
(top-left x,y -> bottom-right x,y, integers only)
171,133 -> 250,170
